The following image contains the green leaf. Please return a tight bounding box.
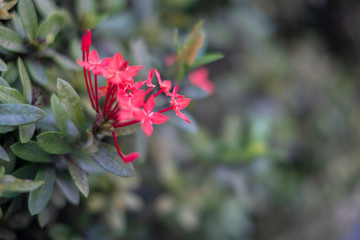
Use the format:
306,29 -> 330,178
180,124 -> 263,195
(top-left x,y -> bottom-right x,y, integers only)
51,94 -> 68,134
0,77 -> 9,87
0,58 -> 7,72
24,59 -> 48,85
11,141 -> 52,163
92,142 -> 135,177
37,131 -> 71,154
28,167 -> 55,215
0,126 -> 16,133
66,157 -> 89,197
114,123 -> 141,136
0,85 -> 26,103
17,57 -> 32,104
57,78 -> 87,135
1,62 -> 18,84
188,53 -> 224,70
0,104 -> 45,126
0,145 -> 9,162
0,26 -> 25,53
11,12 -> 26,39
56,172 -> 80,205
19,123 -> 36,143
36,10 -> 67,43
33,0 -> 57,18
18,0 -> 38,40
48,50 -> 80,70
0,175 -> 43,197
37,205 -> 51,227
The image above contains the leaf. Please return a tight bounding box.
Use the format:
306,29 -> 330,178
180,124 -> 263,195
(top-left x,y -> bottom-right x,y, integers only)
17,57 -> 32,104
0,175 -> 43,197
0,227 -> 16,240
51,94 -> 68,134
1,62 -> 18,84
0,58 -> 7,72
11,12 -> 26,39
19,123 -> 36,143
0,126 -> 16,134
28,167 -> 55,215
102,123 -> 141,137
37,205 -> 51,227
92,142 -> 135,177
11,141 -> 52,163
0,77 -> 9,86
48,50 -> 80,70
56,171 -> 80,205
24,59 -> 48,85
0,85 -> 26,104
0,145 -> 9,162
0,26 -> 25,53
37,131 -> 71,154
0,9 -> 13,20
188,53 -> 224,70
57,78 -> 87,135
33,0 -> 56,18
66,157 -> 89,197
0,104 -> 45,126
36,10 -> 68,43
18,0 -> 38,40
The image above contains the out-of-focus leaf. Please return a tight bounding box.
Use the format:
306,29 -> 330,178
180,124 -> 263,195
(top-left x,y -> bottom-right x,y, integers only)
12,164 -> 37,179
18,0 -> 38,40
92,142 -> 135,177
11,141 -> 52,163
1,62 -> 18,84
44,49 -> 80,70
0,58 -> 6,72
0,104 -> 45,126
19,123 -> 36,143
17,57 -> 32,104
51,94 -> 68,134
57,78 -> 87,135
0,206 -> 2,218
37,205 -> 51,227
0,175 -> 43,197
37,131 -> 72,154
66,157 -> 89,197
56,171 -> 80,205
33,0 -> 56,18
28,167 -> 55,215
25,59 -> 48,85
0,85 -> 26,103
0,227 -> 16,240
0,145 -> 9,162
11,12 -> 26,39
103,123 -> 141,137
0,77 -> 9,86
79,130 -> 98,154
188,53 -> 224,70
0,126 -> 16,134
0,26 -> 25,53
48,224 -> 73,240
36,10 -> 68,44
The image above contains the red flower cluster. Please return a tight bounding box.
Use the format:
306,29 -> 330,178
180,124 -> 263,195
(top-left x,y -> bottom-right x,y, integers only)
78,30 -> 191,163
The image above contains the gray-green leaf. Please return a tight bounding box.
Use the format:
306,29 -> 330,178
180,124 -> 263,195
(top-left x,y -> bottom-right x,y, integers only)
188,53 -> 224,71
56,171 -> 80,205
57,78 -> 87,135
19,123 -> 36,143
36,10 -> 67,43
11,141 -> 52,163
18,0 -> 38,40
37,131 -> 71,154
0,145 -> 9,162
1,61 -> 19,84
0,175 -> 43,197
33,0 -> 56,18
24,59 -> 48,85
51,94 -> 68,134
0,58 -> 7,72
92,142 -> 135,177
0,104 -> 45,126
0,26 -> 25,53
66,157 -> 89,197
28,167 -> 55,215
18,57 -> 32,104
0,85 -> 26,104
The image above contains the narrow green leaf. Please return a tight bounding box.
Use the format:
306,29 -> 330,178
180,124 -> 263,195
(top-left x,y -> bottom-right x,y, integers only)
11,12 -> 26,39
0,175 -> 43,197
37,131 -> 71,154
57,78 -> 87,135
0,126 -> 16,133
0,77 -> 9,87
0,26 -> 25,53
66,158 -> 89,197
188,53 -> 224,70
24,59 -> 48,85
56,172 -> 80,205
33,0 -> 56,18
92,142 -> 135,177
2,62 -> 19,84
18,57 -> 32,104
19,123 -> 36,143
37,205 -> 51,227
49,51 -> 80,70
0,85 -> 26,104
0,145 -> 9,162
28,167 -> 55,215
0,104 -> 45,126
11,141 -> 52,163
18,0 -> 38,40
51,94 -> 68,134
36,10 -> 67,43
0,58 -> 7,72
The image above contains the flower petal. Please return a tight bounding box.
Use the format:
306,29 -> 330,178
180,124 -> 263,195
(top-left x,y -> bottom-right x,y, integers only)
142,118 -> 153,136
123,152 -> 141,163
144,95 -> 155,113
151,112 -> 169,124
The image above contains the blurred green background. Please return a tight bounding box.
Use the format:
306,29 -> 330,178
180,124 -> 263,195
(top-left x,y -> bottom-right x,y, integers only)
5,0 -> 360,239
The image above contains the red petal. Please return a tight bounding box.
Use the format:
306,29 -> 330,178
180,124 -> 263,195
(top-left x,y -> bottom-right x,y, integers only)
155,69 -> 162,84
109,52 -> 124,70
144,95 -> 155,113
175,109 -> 191,123
81,29 -> 91,51
126,66 -> 143,76
146,68 -> 155,87
88,50 -> 99,63
123,152 -> 141,163
142,119 -> 153,136
151,112 -> 169,124
176,98 -> 191,110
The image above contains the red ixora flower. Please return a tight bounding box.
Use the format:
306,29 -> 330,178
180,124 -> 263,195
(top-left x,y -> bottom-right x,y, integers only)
78,30 -> 192,163
188,67 -> 215,94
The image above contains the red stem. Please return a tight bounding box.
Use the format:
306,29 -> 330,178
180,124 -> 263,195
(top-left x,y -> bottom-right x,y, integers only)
112,131 -> 126,160
113,119 -> 140,128
82,51 -> 95,108
153,88 -> 164,97
95,74 -> 99,112
102,83 -> 113,114
158,106 -> 174,114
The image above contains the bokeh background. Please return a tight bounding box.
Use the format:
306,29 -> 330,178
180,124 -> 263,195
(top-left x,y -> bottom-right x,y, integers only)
8,0 -> 360,239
